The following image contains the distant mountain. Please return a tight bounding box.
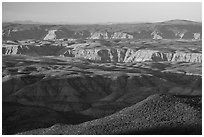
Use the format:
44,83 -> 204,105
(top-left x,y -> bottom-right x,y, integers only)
160,19 -> 201,25
2,19 -> 202,41
3,20 -> 44,25
13,20 -> 43,24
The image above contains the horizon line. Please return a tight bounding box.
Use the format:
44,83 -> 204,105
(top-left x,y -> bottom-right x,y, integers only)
2,19 -> 202,25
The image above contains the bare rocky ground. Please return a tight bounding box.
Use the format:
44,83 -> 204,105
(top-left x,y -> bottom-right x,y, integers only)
2,39 -> 202,135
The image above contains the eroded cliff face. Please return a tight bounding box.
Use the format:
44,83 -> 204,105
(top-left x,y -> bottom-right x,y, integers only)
61,48 -> 202,63
2,45 -> 21,55
3,45 -> 202,63
151,31 -> 163,40
89,32 -> 133,39
43,30 -> 57,40
90,32 -> 109,39
111,32 -> 133,39
2,45 -> 64,56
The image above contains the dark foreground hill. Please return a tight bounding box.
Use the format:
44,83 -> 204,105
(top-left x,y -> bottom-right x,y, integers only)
2,102 -> 95,135
18,94 -> 202,135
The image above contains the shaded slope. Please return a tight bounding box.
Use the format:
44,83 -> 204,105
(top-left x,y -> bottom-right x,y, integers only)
18,94 -> 202,135
2,55 -> 202,118
2,102 -> 95,135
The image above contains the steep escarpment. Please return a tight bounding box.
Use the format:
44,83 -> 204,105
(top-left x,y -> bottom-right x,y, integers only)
90,32 -> 134,39
2,45 -> 64,56
2,45 -> 202,63
18,94 -> 202,135
61,48 -> 202,63
43,30 -> 57,40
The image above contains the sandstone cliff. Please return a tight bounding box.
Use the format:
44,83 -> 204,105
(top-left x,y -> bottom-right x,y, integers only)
2,45 -> 64,56
3,44 -> 202,63
90,32 -> 109,39
43,30 -> 57,40
89,32 -> 134,39
62,48 -> 202,63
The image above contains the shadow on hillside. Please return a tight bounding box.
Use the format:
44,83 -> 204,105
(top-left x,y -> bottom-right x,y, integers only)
2,102 -> 96,135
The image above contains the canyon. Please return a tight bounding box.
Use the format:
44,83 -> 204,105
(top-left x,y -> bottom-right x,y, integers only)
2,20 -> 202,135
2,40 -> 202,63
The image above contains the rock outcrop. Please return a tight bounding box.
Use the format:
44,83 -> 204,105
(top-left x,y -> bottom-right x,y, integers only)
193,33 -> 201,40
44,30 -> 57,40
111,32 -> 133,39
2,45 -> 64,56
2,45 -> 20,55
3,44 -> 202,63
175,31 -> 186,39
90,32 -> 133,39
62,48 -> 202,63
90,32 -> 109,39
151,31 -> 163,39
